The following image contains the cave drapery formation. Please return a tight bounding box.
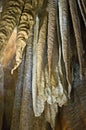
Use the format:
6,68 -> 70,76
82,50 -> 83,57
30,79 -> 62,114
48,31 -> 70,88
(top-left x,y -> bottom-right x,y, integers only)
0,0 -> 86,130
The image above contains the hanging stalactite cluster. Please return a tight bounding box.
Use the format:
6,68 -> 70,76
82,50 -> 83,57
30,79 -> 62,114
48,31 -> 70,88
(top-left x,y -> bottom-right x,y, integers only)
0,0 -> 86,129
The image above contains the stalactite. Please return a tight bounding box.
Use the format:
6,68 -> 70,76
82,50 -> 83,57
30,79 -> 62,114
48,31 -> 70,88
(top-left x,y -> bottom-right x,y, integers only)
69,0 -> 84,80
47,0 -> 57,83
58,0 -> 72,97
10,53 -> 25,130
80,0 -> 86,16
19,29 -> 33,130
45,103 -> 58,130
77,0 -> 86,27
11,0 -> 34,73
0,65 -> 4,130
52,35 -> 68,106
32,15 -> 39,116
0,0 -> 24,60
56,2 -> 63,77
36,15 -> 47,96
